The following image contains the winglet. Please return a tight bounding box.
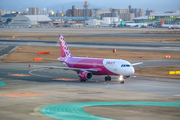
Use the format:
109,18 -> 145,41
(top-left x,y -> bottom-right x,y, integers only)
28,64 -> 31,68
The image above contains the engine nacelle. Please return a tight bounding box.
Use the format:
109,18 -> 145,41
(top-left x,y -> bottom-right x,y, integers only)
124,76 -> 130,79
79,71 -> 93,80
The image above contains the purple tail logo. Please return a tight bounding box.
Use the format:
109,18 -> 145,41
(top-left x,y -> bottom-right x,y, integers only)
59,35 -> 72,57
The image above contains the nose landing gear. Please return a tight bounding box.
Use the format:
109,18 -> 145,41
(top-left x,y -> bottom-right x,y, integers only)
105,75 -> 111,81
120,81 -> 124,84
119,75 -> 124,84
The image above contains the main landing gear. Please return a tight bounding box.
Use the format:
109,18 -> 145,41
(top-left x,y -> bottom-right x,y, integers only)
79,78 -> 86,82
105,75 -> 111,81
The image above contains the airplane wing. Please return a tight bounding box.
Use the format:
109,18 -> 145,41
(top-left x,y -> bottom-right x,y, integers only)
131,61 -> 143,66
28,64 -> 98,73
42,59 -> 63,62
33,58 -> 64,62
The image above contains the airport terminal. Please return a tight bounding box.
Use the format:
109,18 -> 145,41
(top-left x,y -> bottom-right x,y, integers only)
0,1 -> 180,120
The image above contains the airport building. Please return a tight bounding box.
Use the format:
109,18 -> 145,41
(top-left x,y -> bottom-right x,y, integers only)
9,15 -> 52,26
134,13 -> 180,24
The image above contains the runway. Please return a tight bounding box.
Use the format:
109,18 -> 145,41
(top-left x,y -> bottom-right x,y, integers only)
1,40 -> 180,52
1,28 -> 180,34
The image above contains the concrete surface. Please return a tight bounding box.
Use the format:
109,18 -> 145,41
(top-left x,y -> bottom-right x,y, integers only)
0,27 -> 180,120
0,62 -> 180,120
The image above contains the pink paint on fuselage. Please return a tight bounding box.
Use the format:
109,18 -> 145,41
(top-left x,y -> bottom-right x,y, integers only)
64,57 -> 119,76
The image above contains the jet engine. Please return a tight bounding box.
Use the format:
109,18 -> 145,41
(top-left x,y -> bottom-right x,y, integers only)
124,76 -> 130,79
79,71 -> 93,80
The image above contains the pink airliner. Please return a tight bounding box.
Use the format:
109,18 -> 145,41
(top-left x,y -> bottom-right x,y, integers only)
29,35 -> 143,84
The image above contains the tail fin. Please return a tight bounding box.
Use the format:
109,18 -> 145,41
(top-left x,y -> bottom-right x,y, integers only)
120,20 -> 126,26
120,20 -> 123,25
59,35 -> 72,58
160,18 -> 165,25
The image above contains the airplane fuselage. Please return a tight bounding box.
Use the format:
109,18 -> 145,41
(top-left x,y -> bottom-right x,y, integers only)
162,24 -> 180,29
126,23 -> 147,27
62,57 -> 134,76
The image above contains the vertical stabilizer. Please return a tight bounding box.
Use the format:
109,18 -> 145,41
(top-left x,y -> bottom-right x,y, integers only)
120,20 -> 126,26
59,35 -> 72,58
160,18 -> 165,25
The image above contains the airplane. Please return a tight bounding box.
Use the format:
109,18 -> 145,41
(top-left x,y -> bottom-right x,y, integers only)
120,20 -> 148,27
160,18 -> 180,29
29,35 -> 143,84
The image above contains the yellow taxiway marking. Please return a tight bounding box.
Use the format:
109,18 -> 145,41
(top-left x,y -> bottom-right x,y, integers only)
53,78 -> 77,81
8,74 -> 30,76
0,93 -> 45,97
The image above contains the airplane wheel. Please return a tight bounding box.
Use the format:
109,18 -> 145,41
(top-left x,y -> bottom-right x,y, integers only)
108,76 -> 111,81
105,76 -> 108,81
79,78 -> 83,82
120,81 -> 124,84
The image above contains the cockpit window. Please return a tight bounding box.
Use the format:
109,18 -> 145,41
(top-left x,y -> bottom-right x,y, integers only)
121,64 -> 131,67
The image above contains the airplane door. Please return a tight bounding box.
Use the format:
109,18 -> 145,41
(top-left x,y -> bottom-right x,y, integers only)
113,61 -> 118,72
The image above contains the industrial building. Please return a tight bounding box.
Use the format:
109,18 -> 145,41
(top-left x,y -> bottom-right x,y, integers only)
102,17 -> 119,24
28,7 -> 39,15
86,19 -> 101,27
101,5 -> 146,21
9,15 -> 52,26
1,10 -> 11,15
146,10 -> 155,16
134,13 -> 180,24
95,11 -> 110,17
0,10 -> 2,21
66,6 -> 92,17
120,13 -> 134,21
101,13 -> 117,19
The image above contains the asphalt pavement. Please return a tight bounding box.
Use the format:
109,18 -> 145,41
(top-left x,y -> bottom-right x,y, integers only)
1,40 -> 180,52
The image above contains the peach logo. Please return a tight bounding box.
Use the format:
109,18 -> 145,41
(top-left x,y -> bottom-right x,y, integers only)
105,61 -> 115,65
60,36 -> 71,57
